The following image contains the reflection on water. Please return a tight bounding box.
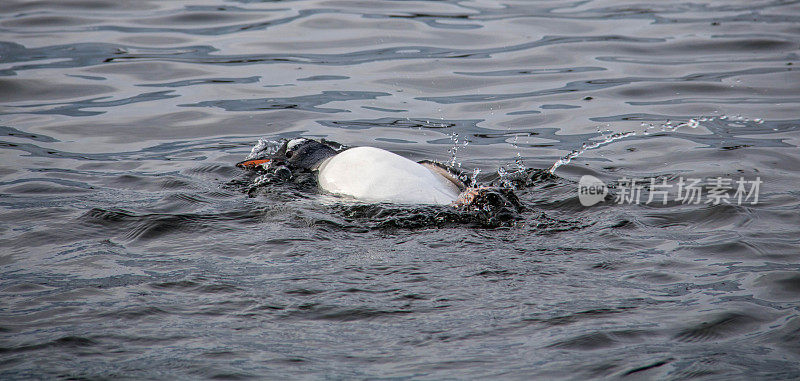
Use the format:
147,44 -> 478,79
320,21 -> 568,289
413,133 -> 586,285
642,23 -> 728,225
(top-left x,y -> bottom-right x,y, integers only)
1,0 -> 800,379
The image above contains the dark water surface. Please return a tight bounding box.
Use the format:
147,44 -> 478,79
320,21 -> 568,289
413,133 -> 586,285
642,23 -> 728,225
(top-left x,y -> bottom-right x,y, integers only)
2,0 -> 800,379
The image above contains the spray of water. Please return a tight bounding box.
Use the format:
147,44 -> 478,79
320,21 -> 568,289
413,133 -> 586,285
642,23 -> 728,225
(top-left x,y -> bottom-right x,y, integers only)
543,115 -> 754,174
448,132 -> 461,168
244,138 -> 278,161
447,132 -> 470,168
497,153 -> 528,188
470,167 -> 481,186
547,130 -> 636,174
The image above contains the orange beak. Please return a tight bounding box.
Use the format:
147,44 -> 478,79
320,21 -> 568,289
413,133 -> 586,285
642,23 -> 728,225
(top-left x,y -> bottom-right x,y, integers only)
236,158 -> 271,169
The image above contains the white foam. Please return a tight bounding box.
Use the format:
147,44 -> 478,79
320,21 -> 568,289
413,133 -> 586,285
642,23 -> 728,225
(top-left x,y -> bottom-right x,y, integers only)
245,138 -> 271,160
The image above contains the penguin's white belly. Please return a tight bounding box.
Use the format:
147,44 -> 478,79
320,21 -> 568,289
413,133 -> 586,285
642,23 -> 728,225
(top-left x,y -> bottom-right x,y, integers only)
317,147 -> 460,205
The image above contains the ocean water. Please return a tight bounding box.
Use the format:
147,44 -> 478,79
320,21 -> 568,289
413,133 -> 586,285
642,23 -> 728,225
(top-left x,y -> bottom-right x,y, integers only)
1,0 -> 800,379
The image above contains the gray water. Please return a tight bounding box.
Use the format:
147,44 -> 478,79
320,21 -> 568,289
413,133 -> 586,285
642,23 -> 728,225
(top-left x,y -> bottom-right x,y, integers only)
2,0 -> 800,379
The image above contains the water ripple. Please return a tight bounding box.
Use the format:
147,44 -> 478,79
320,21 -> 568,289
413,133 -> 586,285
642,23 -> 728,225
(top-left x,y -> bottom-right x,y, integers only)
1,0 -> 799,378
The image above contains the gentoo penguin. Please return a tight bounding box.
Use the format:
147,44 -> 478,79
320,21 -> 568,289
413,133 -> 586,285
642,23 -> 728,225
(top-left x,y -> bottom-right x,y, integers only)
236,138 -> 475,205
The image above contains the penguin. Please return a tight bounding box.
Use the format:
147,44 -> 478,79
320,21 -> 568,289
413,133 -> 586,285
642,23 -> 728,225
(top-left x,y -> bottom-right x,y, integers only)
236,138 -> 477,205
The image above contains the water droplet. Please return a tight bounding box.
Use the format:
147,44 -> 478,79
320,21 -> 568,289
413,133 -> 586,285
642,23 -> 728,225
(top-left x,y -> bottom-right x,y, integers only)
470,168 -> 481,186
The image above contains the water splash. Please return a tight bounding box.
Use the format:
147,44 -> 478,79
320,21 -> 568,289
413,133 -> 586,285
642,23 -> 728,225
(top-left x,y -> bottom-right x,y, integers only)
244,138 -> 278,161
448,132 -> 465,168
546,114 -> 762,174
470,167 -> 481,186
498,153 -> 528,188
548,131 -> 635,174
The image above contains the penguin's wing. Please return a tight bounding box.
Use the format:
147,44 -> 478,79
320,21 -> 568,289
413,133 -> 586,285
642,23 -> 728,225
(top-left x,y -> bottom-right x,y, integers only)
418,160 -> 467,192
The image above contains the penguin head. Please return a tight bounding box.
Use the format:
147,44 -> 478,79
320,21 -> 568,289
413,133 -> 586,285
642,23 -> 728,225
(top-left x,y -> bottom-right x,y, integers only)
237,138 -> 338,171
